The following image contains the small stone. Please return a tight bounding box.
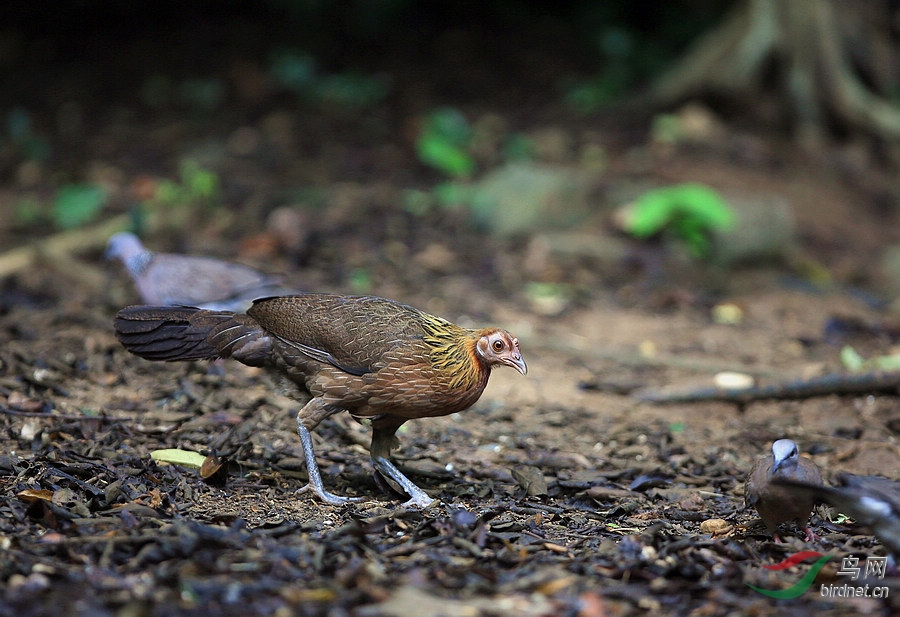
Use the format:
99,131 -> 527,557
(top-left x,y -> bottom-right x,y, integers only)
714,372 -> 754,390
469,162 -> 595,237
711,302 -> 743,325
700,518 -> 733,537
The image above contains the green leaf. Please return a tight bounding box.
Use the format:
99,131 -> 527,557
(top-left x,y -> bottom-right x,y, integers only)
672,184 -> 734,229
840,345 -> 900,372
669,421 -> 686,433
52,184 -> 106,229
873,354 -> 900,371
417,137 -> 476,178
150,448 -> 207,469
840,345 -> 865,372
622,183 -> 735,258
416,108 -> 477,178
833,513 -> 853,524
180,162 -> 219,200
626,184 -> 730,235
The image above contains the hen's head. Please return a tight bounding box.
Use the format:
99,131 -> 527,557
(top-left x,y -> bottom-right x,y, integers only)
475,329 -> 526,375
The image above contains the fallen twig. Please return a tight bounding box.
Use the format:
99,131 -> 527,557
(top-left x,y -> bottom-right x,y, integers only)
635,370 -> 900,404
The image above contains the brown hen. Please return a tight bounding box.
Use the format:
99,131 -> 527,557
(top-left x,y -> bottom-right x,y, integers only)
114,293 -> 526,507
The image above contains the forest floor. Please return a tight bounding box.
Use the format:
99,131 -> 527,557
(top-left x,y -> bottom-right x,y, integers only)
2,11 -> 900,617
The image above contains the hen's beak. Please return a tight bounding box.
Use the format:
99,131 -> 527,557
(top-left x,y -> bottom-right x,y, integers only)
504,353 -> 527,376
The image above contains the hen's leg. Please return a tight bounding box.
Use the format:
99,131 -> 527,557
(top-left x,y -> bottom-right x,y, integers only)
295,399 -> 362,505
370,424 -> 436,508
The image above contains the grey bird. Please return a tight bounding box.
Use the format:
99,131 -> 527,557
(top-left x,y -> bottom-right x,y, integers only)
774,473 -> 900,557
745,438 -> 824,542
105,231 -> 290,312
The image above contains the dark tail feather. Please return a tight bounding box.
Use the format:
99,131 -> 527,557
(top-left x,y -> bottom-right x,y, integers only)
115,305 -> 273,366
114,306 -> 235,361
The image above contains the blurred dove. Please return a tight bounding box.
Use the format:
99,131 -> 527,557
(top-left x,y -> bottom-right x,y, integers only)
775,473 -> 900,557
105,231 -> 291,312
745,438 -> 824,542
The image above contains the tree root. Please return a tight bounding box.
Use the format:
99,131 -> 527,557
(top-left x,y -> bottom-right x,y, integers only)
646,0 -> 900,140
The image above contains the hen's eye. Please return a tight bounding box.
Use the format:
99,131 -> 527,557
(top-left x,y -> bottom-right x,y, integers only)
492,339 -> 505,352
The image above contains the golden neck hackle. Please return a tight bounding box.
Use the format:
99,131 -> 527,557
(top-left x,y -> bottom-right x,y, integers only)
419,312 -> 485,390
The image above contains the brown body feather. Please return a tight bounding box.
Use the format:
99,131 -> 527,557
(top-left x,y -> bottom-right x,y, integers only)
114,293 -> 526,506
